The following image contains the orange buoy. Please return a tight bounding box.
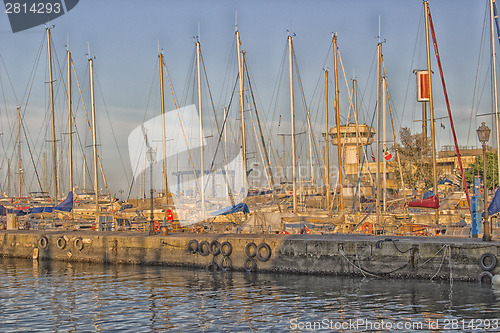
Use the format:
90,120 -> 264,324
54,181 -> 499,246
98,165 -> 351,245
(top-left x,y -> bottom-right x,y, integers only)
154,221 -> 161,233
362,222 -> 373,234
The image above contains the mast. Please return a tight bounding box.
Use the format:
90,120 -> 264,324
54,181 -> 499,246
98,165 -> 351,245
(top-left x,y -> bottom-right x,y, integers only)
376,40 -> 382,225
325,70 -> 330,209
334,35 -> 344,212
17,106 -> 21,197
89,57 -> 99,212
68,50 -> 74,194
47,27 -> 58,202
490,0 -> 500,183
236,29 -> 248,189
382,76 -> 387,212
7,159 -> 11,197
288,35 -> 297,212
424,1 -> 438,222
196,38 -> 205,218
159,52 -> 169,198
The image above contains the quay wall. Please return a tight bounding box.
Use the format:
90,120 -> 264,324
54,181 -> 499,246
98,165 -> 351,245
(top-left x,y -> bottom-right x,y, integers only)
0,231 -> 499,282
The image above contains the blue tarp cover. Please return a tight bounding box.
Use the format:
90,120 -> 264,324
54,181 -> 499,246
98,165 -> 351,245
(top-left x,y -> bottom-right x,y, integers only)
29,191 -> 73,214
210,203 -> 250,216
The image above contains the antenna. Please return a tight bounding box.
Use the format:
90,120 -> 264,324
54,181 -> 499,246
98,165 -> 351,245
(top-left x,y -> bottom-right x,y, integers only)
87,42 -> 90,59
66,32 -> 69,50
378,16 -> 381,43
235,10 -> 238,31
198,22 -> 201,42
157,39 -> 160,54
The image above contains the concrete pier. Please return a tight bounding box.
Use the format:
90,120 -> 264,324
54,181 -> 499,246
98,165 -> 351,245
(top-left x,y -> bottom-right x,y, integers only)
0,230 -> 498,282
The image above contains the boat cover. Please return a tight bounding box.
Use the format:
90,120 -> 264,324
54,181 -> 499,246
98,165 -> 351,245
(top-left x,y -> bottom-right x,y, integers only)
210,203 -> 250,216
406,195 -> 440,209
29,191 -> 73,214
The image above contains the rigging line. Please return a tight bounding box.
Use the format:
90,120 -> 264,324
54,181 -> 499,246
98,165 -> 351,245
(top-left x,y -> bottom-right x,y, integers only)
199,48 -> 221,138
383,64 -> 407,205
206,74 -> 238,193
468,2 -> 490,147
127,59 -> 157,198
352,103 -> 377,209
428,9 -> 472,213
216,34 -> 237,110
245,61 -> 282,211
162,57 -> 201,196
94,72 -> 130,186
401,6 -> 424,129
265,40 -> 288,142
20,33 -> 45,107
72,58 -> 95,187
292,47 -> 323,177
180,47 -> 197,108
0,54 -> 19,104
20,116 -> 43,192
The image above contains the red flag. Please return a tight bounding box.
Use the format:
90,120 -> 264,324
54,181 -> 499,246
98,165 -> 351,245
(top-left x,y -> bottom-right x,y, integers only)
371,153 -> 375,162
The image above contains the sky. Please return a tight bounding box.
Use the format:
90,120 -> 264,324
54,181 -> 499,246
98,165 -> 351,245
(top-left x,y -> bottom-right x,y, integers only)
0,0 -> 494,198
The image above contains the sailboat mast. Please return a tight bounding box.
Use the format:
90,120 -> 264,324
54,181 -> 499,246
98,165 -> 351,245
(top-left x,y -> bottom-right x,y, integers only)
89,58 -> 99,211
236,30 -> 247,189
7,159 -> 11,197
424,1 -> 438,222
325,70 -> 330,209
334,35 -> 344,212
288,35 -> 297,212
17,106 -> 21,197
196,39 -> 205,218
47,28 -> 58,202
490,0 -> 500,183
159,52 -> 168,198
382,76 -> 387,212
376,41 -> 382,225
68,50 -> 74,194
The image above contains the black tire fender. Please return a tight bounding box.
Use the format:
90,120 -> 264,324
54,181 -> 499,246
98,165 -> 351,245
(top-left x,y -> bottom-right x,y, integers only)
74,237 -> 84,251
198,241 -> 210,256
221,241 -> 232,257
210,240 -> 221,256
256,243 -> 272,262
245,242 -> 257,257
39,236 -> 49,249
187,239 -> 199,254
479,252 -> 497,271
56,237 -> 66,250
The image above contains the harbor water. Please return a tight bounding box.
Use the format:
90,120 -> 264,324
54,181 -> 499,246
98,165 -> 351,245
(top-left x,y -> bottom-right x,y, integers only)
0,258 -> 499,332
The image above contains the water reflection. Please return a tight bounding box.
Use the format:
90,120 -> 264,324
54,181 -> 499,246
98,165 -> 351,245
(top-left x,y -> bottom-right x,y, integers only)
0,258 -> 498,332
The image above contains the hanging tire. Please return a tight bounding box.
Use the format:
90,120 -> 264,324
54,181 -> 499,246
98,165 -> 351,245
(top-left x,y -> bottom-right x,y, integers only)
221,241 -> 232,257
245,242 -> 257,257
74,237 -> 84,251
187,240 -> 199,254
221,257 -> 232,271
56,237 -> 66,250
199,241 -> 210,256
206,261 -> 219,271
244,257 -> 257,272
210,240 -> 221,256
479,252 -> 497,271
256,243 -> 272,262
38,236 -> 49,249
479,271 -> 494,284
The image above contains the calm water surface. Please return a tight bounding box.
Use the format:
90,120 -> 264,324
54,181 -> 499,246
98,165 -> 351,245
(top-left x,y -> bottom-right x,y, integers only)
0,257 -> 499,332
